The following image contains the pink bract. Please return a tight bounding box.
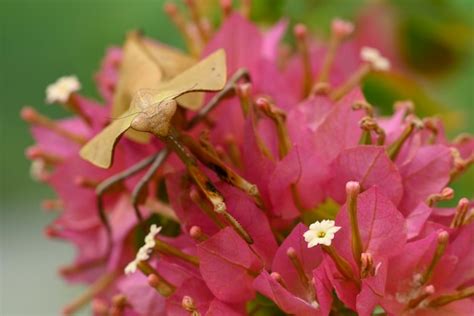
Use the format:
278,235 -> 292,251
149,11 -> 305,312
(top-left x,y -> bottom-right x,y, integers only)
22,5 -> 474,316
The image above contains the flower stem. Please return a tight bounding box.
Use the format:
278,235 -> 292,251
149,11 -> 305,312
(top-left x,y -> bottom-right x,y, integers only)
62,271 -> 118,315
428,286 -> 474,308
346,182 -> 363,267
322,245 -> 359,286
137,261 -> 175,297
154,239 -> 199,266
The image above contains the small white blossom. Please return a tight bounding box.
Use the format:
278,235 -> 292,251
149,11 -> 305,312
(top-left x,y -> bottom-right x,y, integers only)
124,224 -> 162,275
303,220 -> 341,248
144,224 -> 161,246
30,159 -> 46,181
360,47 -> 379,62
360,46 -> 391,71
45,75 -> 81,104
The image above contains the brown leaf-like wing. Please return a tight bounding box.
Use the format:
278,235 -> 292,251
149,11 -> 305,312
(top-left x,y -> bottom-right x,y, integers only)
111,31 -> 163,118
151,49 -> 227,110
79,109 -> 137,168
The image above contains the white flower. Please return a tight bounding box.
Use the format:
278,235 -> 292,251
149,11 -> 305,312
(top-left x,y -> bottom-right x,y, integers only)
303,220 -> 341,248
124,224 -> 162,275
45,75 -> 81,104
144,224 -> 161,246
30,159 -> 46,181
360,46 -> 391,71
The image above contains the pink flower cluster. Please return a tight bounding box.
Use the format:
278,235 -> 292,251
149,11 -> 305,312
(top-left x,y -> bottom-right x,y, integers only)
23,2 -> 473,316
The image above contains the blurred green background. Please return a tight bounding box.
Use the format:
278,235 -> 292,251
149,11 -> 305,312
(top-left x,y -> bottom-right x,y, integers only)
1,0 -> 472,315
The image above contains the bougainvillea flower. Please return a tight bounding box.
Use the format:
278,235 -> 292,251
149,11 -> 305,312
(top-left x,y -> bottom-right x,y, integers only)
397,144 -> 453,215
197,227 -> 262,303
118,258 -> 194,316
95,47 -> 122,105
382,224 -> 474,315
203,13 -> 292,106
326,145 -> 403,205
22,2 -> 474,315
165,278 -> 245,316
323,185 -> 406,315
262,88 -> 362,215
254,223 -> 332,316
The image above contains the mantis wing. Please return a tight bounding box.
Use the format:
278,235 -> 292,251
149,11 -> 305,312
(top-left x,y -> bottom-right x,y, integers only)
153,49 -> 227,109
79,108 -> 137,168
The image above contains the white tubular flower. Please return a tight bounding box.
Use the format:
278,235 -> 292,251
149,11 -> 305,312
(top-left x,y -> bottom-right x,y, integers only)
30,159 -> 46,181
303,220 -> 341,248
360,46 -> 391,71
144,224 -> 162,246
360,46 -> 379,61
124,224 -> 162,275
45,75 -> 81,104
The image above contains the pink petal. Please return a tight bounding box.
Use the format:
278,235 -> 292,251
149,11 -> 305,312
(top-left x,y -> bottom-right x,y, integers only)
416,298 -> 474,316
262,19 -> 288,61
312,90 -> 364,164
203,14 -> 294,109
94,47 -> 122,104
166,171 -> 220,236
377,103 -> 409,144
326,145 -> 403,205
272,223 -> 323,298
48,155 -> 122,230
206,300 -> 245,316
203,13 -> 262,76
197,227 -> 262,303
242,117 -> 276,208
253,271 -> 321,316
336,186 -> 407,259
384,232 -> 437,294
72,94 -> 110,132
118,272 -> 165,315
313,264 -> 333,316
356,259 -> 388,316
267,146 -> 304,219
165,278 -> 214,316
269,145 -> 328,218
398,145 -> 452,215
219,184 -> 278,266
287,96 -> 333,135
356,282 -> 382,316
454,137 -> 474,160
208,98 -> 246,148
322,257 -> 358,310
31,117 -> 89,157
434,224 -> 474,289
119,259 -> 194,315
405,202 -> 432,240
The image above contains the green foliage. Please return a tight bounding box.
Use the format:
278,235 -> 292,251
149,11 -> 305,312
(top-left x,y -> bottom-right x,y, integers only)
302,198 -> 340,224
246,293 -> 286,316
